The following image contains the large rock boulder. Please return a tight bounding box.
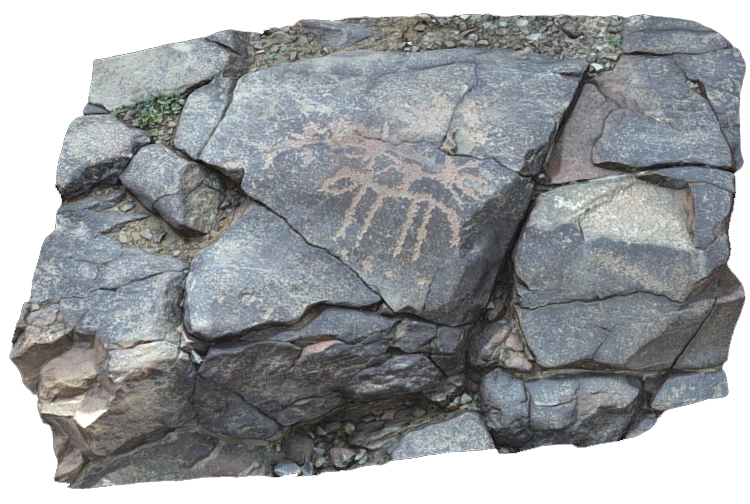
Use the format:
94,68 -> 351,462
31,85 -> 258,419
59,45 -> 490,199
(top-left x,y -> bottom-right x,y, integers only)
198,48 -> 585,324
513,170 -> 738,370
56,115 -> 149,199
11,190 -> 194,482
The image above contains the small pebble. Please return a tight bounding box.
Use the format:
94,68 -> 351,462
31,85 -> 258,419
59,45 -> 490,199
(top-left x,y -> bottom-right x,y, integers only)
412,407 -> 427,418
516,19 -> 529,27
273,460 -> 300,477
498,21 -> 508,28
344,422 -> 356,435
326,421 -> 342,433
119,202 -> 135,212
139,228 -> 153,240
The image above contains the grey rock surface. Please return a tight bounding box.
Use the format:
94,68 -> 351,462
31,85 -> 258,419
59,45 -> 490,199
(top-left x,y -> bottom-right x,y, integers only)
513,173 -> 736,370
174,77 -> 237,159
199,49 -> 575,324
89,38 -> 241,110
389,411 -> 495,460
10,14 -> 746,487
184,204 -> 381,340
481,370 -> 643,448
120,144 -> 226,235
651,371 -> 729,411
56,115 -> 149,199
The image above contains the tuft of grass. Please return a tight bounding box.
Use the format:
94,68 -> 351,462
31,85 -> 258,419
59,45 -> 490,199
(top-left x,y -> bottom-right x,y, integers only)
111,106 -> 125,118
211,70 -> 225,83
135,91 -> 185,128
606,35 -> 622,49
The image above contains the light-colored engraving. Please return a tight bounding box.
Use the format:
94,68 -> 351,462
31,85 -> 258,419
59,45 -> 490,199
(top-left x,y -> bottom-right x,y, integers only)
316,130 -> 491,261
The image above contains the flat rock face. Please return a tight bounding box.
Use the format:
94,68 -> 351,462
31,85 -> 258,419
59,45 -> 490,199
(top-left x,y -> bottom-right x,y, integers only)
651,370 -> 729,411
481,370 -> 643,448
174,77 -> 237,159
198,48 -> 583,324
89,38 -> 242,110
592,56 -> 732,171
121,144 -> 226,236
545,20 -> 745,184
184,204 -> 381,340
56,115 -> 150,199
193,306 -> 467,438
514,172 -> 734,370
622,15 -> 729,55
389,411 -> 495,460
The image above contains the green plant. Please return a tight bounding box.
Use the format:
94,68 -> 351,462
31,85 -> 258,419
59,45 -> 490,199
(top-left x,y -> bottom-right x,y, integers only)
211,70 -> 225,83
135,91 -> 185,128
111,106 -> 125,118
606,35 -> 622,49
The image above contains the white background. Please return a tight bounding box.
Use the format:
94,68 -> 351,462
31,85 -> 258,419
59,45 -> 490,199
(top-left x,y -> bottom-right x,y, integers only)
0,1 -> 747,502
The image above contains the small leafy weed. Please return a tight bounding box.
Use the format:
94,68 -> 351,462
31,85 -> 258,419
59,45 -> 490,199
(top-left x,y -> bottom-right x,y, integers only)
606,35 -> 622,49
135,91 -> 185,129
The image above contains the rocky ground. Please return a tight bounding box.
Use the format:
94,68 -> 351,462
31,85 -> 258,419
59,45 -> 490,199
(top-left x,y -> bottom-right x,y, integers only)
51,14 -> 640,476
66,14 -> 622,270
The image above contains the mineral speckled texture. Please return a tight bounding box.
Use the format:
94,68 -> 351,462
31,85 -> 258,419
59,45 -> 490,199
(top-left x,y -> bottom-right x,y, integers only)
10,14 -> 745,487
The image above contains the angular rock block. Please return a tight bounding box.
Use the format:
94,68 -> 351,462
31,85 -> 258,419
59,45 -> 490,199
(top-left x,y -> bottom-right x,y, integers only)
10,14 -> 745,487
56,116 -> 150,199
120,144 -> 226,236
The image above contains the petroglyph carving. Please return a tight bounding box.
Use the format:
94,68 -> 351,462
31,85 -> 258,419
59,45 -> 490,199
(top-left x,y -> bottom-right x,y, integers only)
316,129 -> 490,261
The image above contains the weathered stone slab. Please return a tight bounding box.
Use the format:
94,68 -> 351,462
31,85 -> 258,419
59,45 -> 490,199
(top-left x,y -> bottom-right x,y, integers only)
643,167 -> 735,193
201,49 -> 572,324
625,411 -> 659,439
622,15 -> 729,55
651,371 -> 729,411
193,306 -> 463,439
674,267 -> 744,369
56,115 -> 149,199
294,19 -> 379,48
72,429 -> 274,488
517,292 -> 716,370
515,177 -> 726,306
174,77 -> 237,159
389,412 -> 494,460
676,48 -> 746,170
592,56 -> 732,171
12,190 -> 194,472
206,30 -> 250,55
480,370 -> 643,448
480,368 -> 531,445
513,175 -> 734,370
120,144 -> 226,236
184,204 -> 381,340
89,38 -> 241,110
193,379 -> 282,441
